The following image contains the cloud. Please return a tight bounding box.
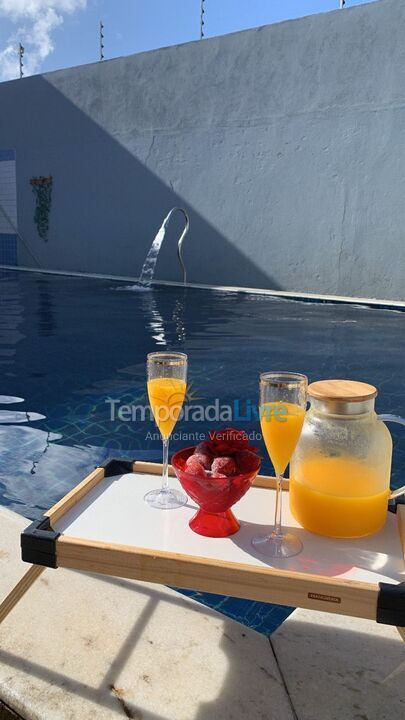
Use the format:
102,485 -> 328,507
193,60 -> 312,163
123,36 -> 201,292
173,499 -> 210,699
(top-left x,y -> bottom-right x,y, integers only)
0,0 -> 87,81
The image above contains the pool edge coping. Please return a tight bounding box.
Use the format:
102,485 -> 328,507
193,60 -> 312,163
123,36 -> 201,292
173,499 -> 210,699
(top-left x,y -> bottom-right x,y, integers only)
1,264 -> 404,311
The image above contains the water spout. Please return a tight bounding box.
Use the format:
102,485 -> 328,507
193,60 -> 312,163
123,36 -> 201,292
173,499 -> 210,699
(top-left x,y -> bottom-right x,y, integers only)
139,207 -> 189,286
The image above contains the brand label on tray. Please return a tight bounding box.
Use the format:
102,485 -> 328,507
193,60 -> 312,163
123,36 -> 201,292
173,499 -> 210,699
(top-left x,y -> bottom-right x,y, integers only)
308,592 -> 341,604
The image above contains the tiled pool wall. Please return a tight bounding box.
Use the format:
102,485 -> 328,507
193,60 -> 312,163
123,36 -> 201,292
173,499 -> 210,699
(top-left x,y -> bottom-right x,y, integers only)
0,150 -> 17,266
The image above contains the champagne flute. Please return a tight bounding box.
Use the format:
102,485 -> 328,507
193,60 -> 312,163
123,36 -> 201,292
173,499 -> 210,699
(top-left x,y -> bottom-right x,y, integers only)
144,352 -> 188,509
253,371 -> 308,558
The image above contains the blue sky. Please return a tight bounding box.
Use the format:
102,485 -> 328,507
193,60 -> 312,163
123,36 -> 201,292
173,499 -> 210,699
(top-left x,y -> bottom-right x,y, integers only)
0,0 -> 378,82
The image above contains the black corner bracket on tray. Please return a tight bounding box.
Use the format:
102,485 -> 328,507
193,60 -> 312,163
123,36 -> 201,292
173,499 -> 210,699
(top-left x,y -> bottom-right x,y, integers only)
388,493 -> 405,514
21,516 -> 60,568
98,457 -> 136,477
20,458 -> 136,568
377,582 -> 405,626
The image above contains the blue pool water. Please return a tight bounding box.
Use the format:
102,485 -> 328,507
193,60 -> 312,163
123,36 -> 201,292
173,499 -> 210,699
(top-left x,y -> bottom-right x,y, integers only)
1,268 -> 405,634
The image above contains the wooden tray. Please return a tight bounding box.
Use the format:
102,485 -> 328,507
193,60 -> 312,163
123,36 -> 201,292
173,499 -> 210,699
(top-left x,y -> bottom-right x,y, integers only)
17,458 -> 405,629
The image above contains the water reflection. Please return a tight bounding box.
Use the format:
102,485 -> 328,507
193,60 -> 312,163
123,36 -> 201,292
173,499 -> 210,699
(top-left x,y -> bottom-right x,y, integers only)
37,276 -> 56,337
0,410 -> 45,423
0,274 -> 24,366
141,287 -> 167,346
116,284 -> 188,346
173,292 -> 187,344
0,423 -> 108,517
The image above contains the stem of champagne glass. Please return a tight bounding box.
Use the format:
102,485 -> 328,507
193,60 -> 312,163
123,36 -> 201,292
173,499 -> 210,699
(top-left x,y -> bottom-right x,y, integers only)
161,437 -> 169,493
272,474 -> 284,539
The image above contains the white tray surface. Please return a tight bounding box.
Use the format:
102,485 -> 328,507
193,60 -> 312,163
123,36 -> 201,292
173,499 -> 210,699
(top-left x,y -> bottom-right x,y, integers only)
54,472 -> 405,586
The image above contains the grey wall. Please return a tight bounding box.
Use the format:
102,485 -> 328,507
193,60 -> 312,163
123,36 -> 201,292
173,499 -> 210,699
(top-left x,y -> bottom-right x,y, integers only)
0,0 -> 404,300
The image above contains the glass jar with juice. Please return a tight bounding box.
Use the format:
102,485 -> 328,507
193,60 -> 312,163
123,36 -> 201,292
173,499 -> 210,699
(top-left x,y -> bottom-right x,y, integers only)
289,379 -> 405,538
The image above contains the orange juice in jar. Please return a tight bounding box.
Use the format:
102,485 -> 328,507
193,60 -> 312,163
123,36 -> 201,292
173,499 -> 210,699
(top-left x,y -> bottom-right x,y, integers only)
290,455 -> 390,538
289,380 -> 398,539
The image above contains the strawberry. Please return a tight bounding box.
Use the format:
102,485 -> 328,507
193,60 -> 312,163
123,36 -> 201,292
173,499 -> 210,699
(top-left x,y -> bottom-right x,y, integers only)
211,456 -> 237,477
235,450 -> 260,473
208,428 -> 258,455
192,452 -> 212,470
185,455 -> 206,478
194,441 -> 214,457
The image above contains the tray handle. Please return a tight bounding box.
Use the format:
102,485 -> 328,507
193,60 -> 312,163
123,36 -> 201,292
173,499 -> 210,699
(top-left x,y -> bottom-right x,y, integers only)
378,415 -> 405,502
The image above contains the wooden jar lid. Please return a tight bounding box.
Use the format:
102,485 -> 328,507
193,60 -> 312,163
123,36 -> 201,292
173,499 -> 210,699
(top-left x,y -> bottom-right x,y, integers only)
308,379 -> 378,402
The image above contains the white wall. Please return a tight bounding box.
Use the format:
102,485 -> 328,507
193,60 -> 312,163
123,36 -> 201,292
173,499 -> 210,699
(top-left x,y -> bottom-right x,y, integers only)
0,0 -> 404,299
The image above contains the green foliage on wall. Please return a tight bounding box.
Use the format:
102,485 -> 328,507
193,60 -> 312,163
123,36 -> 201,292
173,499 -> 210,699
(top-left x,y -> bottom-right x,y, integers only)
30,176 -> 53,241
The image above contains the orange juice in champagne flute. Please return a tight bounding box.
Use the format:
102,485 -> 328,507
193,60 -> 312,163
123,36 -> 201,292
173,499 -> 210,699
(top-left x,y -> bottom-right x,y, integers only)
148,377 -> 186,439
253,372 -> 308,558
144,352 -> 188,509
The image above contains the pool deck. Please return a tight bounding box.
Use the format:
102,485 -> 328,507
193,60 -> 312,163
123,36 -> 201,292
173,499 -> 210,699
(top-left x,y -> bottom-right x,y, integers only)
0,507 -> 403,720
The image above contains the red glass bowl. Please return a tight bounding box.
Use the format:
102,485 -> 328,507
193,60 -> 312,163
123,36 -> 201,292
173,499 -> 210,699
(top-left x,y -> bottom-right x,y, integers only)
172,446 -> 261,537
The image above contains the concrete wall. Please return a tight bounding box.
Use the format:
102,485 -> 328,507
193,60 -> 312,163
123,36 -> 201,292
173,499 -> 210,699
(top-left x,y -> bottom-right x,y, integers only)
0,0 -> 404,300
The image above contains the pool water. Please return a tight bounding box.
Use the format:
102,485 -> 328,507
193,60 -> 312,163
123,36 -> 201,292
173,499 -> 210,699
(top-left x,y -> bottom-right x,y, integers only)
1,268 -> 405,634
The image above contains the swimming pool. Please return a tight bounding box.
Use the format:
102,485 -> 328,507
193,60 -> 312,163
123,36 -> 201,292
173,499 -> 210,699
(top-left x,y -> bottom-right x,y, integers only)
1,268 -> 405,633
